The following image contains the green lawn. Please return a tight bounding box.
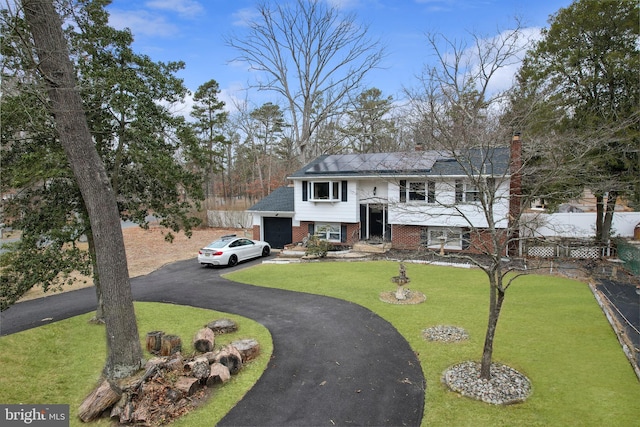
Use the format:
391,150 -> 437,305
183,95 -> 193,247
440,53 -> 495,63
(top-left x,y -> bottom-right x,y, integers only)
1,261 -> 637,427
225,261 -> 640,427
0,303 -> 273,427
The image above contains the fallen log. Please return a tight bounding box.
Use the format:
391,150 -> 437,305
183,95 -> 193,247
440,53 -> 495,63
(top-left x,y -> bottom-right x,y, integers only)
145,331 -> 164,354
110,393 -> 134,424
206,318 -> 238,334
175,376 -> 200,396
164,352 -> 184,371
193,327 -> 215,353
206,362 -> 231,386
199,350 -> 218,364
231,339 -> 260,362
185,357 -> 210,381
215,345 -> 243,374
78,379 -> 122,422
160,334 -> 182,356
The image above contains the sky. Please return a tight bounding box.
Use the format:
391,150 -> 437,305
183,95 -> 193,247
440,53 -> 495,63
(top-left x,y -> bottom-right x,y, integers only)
105,0 -> 575,112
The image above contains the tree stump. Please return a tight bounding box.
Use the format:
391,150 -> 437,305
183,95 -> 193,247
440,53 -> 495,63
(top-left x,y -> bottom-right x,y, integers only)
206,362 -> 231,386
160,334 -> 182,356
78,379 -> 122,422
215,345 -> 243,374
206,318 -> 238,334
175,376 -> 200,396
193,327 -> 215,353
145,331 -> 164,354
231,339 -> 261,362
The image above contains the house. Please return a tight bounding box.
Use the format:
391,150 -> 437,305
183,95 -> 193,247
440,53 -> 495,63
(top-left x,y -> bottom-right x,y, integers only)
248,137 -> 520,252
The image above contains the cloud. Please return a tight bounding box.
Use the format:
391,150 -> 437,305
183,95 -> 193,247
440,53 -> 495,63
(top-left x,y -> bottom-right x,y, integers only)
231,8 -> 260,27
481,26 -> 542,95
145,0 -> 204,19
326,0 -> 362,9
109,9 -> 179,38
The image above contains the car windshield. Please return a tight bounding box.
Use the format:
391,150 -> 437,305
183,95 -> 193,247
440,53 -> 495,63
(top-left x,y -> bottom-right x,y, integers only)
205,239 -> 235,249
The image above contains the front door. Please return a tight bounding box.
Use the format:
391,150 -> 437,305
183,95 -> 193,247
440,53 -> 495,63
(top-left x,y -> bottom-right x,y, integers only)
360,204 -> 388,240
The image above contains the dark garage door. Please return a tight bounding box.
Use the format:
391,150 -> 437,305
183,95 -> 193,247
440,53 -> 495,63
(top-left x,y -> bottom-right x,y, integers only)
263,217 -> 292,249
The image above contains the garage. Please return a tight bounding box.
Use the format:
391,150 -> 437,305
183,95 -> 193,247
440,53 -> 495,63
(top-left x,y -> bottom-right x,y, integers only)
263,217 -> 292,249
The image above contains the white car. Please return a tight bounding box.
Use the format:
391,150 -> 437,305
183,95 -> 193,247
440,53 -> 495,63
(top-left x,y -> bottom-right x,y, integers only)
198,235 -> 271,267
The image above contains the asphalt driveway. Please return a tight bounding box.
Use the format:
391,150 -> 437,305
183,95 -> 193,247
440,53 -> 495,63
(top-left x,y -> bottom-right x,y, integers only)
1,257 -> 425,426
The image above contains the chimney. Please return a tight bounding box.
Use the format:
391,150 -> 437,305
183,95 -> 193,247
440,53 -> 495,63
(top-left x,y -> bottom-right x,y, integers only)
508,132 -> 522,256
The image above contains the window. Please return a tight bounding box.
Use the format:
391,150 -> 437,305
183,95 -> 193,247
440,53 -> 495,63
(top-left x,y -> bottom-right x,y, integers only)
400,180 -> 436,203
409,182 -> 425,201
455,180 -> 480,203
315,223 -> 341,241
422,227 -> 463,250
305,180 -> 347,201
465,184 -> 480,202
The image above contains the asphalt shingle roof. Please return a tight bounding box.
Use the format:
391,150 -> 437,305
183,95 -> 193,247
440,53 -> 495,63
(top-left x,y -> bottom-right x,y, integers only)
247,186 -> 295,212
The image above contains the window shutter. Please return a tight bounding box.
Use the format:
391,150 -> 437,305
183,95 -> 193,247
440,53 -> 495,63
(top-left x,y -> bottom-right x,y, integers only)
455,180 -> 463,202
341,225 -> 347,243
341,181 -> 348,202
400,180 -> 406,202
462,231 -> 471,249
302,181 -> 308,201
308,223 -> 314,235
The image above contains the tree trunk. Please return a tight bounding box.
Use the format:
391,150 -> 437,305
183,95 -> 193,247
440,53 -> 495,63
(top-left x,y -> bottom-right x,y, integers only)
595,193 -> 605,243
602,190 -> 617,244
480,275 -> 505,379
22,0 -> 143,379
86,231 -> 105,323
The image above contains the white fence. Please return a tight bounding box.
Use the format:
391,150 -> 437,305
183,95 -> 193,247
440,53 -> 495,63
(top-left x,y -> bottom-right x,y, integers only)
521,212 -> 640,239
207,210 -> 252,228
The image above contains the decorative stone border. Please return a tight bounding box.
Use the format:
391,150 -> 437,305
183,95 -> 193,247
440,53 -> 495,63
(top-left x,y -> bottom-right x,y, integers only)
378,290 -> 426,304
422,325 -> 469,342
442,361 -> 532,405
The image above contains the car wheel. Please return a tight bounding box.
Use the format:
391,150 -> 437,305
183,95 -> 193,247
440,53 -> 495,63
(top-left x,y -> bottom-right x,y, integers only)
228,254 -> 238,267
262,246 -> 270,257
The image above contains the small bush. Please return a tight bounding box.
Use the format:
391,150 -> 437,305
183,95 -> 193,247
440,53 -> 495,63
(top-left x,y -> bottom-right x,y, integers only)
305,234 -> 331,257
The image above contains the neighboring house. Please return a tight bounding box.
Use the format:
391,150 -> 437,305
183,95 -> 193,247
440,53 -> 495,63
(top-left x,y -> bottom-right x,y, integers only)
249,140 -> 519,252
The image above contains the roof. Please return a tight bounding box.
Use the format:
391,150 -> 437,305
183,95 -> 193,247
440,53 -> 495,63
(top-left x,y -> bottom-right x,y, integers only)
288,148 -> 511,178
247,186 -> 295,212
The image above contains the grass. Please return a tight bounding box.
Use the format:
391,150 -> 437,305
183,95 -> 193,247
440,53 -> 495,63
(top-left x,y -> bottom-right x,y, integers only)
1,261 -> 638,426
0,302 -> 273,427
225,261 -> 640,427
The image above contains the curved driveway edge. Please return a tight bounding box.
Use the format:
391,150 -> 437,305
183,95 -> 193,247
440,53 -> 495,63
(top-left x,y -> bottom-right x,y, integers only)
2,257 -> 425,426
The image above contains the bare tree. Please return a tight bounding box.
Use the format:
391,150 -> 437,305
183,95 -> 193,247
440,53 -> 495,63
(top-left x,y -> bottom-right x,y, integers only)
226,0 -> 385,163
22,0 -> 143,379
404,24 -> 573,383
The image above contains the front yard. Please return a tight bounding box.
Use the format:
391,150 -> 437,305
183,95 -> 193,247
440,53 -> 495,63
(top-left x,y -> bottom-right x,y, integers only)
226,261 -> 640,427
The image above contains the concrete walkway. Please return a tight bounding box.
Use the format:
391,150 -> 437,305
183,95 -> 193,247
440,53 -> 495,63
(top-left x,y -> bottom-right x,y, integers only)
1,257 -> 425,426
